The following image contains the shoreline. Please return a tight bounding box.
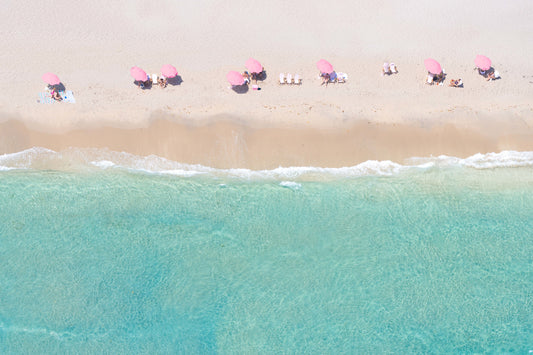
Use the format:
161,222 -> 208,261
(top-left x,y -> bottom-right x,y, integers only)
2,114 -> 533,170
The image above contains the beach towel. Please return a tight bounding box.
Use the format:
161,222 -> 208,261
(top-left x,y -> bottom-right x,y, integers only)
37,91 -> 54,104
337,72 -> 348,82
60,90 -> 76,103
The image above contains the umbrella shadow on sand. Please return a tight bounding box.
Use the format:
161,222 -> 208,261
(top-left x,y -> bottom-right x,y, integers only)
251,70 -> 267,83
134,80 -> 153,90
167,75 -> 183,86
48,83 -> 66,91
231,84 -> 249,94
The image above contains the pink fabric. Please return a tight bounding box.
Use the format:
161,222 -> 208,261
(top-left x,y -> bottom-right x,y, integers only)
245,58 -> 262,74
42,72 -> 61,85
161,64 -> 178,78
474,55 -> 491,71
130,66 -> 148,81
424,58 -> 442,75
316,59 -> 334,74
227,71 -> 245,85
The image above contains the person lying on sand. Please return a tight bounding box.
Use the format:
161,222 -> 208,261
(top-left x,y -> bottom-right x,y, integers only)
51,88 -> 62,101
433,72 -> 445,85
485,71 -> 497,81
449,78 -> 463,87
158,76 -> 167,88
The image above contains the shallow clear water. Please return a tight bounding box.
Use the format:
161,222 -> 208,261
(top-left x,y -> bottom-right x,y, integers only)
1,159 -> 533,353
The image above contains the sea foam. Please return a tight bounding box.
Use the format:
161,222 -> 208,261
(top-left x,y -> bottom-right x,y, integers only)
1,147 -> 533,180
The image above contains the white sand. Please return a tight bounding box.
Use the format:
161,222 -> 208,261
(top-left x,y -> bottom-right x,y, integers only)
0,0 -> 532,166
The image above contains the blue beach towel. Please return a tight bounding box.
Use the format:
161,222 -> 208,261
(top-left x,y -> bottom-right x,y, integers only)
37,92 -> 54,104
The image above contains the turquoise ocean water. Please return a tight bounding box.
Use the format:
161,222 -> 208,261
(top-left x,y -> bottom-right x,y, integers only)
1,148 -> 532,353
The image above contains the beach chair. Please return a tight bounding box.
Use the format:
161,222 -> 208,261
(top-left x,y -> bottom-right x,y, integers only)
279,73 -> 286,84
382,63 -> 391,76
337,72 -> 348,83
294,74 -> 301,85
286,73 -> 293,84
390,63 -> 398,74
152,74 -> 158,84
426,75 -> 434,85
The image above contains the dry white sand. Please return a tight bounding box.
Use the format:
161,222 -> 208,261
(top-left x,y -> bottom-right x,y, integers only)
0,0 -> 532,167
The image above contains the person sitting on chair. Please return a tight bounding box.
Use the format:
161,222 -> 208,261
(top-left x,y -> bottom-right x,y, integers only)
158,76 -> 167,88
242,71 -> 250,84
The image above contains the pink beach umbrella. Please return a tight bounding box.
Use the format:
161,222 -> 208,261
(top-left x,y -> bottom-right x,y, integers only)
227,71 -> 245,86
161,64 -> 178,78
475,55 -> 491,71
245,58 -> 262,74
130,66 -> 148,81
316,59 -> 334,74
42,72 -> 61,85
424,58 -> 442,75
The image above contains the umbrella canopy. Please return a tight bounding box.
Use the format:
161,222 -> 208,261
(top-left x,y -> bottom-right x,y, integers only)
130,66 -> 148,81
245,58 -> 262,74
161,64 -> 178,78
424,58 -> 442,75
475,55 -> 491,71
317,59 -> 334,74
42,72 -> 61,85
227,71 -> 245,86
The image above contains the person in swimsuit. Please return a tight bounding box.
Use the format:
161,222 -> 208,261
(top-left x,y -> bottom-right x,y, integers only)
242,71 -> 250,84
449,78 -> 463,87
320,72 -> 330,85
51,88 -> 62,101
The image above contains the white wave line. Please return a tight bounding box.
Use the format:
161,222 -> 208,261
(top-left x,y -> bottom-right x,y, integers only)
2,147 -> 533,178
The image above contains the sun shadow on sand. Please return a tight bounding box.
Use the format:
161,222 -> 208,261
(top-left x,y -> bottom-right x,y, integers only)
49,83 -> 66,91
133,80 -> 153,90
231,84 -> 249,94
254,70 -> 267,82
168,75 -> 183,86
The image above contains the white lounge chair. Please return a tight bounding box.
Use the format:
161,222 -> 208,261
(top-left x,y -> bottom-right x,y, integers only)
426,74 -> 434,85
294,74 -> 301,85
390,63 -> 398,74
286,73 -> 293,84
382,63 -> 391,76
152,74 -> 158,84
279,73 -> 286,84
